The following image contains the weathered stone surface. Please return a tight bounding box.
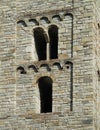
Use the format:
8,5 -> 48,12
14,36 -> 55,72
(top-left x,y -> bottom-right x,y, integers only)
0,0 -> 100,130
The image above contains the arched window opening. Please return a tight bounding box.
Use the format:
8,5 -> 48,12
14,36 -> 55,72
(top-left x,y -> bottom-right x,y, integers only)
38,76 -> 52,113
34,27 -> 47,61
48,25 -> 58,59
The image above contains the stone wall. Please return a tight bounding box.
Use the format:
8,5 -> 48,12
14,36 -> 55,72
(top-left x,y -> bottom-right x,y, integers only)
0,0 -> 100,129
92,1 -> 100,129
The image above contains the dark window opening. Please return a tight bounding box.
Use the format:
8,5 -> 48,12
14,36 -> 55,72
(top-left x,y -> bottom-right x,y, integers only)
38,76 -> 52,113
48,25 -> 58,59
34,27 -> 47,61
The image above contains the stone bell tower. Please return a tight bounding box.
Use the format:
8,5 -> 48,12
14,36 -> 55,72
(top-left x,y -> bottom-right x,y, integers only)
0,0 -> 100,129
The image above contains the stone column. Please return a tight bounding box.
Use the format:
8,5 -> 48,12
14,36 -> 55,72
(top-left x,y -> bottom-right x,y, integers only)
47,42 -> 50,60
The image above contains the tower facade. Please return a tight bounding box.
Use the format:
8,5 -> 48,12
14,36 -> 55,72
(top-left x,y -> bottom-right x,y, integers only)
0,0 -> 100,129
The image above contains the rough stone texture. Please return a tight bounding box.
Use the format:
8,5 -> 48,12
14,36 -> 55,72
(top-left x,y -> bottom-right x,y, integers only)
0,0 -> 100,130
